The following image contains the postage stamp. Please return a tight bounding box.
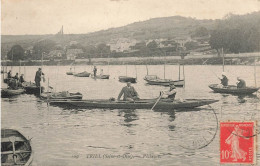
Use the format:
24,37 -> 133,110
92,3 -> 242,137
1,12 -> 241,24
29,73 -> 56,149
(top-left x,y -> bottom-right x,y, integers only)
220,121 -> 256,164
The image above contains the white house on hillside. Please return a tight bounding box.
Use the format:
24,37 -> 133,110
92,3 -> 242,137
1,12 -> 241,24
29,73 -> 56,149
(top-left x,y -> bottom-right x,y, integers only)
108,38 -> 137,52
66,49 -> 83,60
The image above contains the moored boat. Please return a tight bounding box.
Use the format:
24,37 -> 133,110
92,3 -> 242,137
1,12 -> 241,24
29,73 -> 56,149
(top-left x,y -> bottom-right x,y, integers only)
49,98 -> 218,110
40,91 -> 83,100
119,76 -> 137,83
22,82 -> 44,94
1,129 -> 33,166
91,74 -> 110,79
73,71 -> 90,77
144,75 -> 184,87
66,71 -> 74,75
209,84 -> 259,94
1,88 -> 25,97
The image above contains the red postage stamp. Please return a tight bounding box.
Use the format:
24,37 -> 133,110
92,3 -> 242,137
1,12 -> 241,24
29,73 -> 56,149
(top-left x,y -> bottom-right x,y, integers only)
220,121 -> 256,164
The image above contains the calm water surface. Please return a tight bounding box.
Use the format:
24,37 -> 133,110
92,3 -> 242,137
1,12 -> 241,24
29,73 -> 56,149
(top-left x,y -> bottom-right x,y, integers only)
1,65 -> 260,166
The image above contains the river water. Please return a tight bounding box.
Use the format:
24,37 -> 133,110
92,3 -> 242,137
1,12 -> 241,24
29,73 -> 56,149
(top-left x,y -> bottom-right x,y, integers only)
1,65 -> 260,166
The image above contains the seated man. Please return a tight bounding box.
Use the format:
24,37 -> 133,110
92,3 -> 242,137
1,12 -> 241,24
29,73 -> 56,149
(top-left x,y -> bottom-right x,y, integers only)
118,82 -> 139,101
237,77 -> 246,88
220,73 -> 228,87
161,84 -> 177,100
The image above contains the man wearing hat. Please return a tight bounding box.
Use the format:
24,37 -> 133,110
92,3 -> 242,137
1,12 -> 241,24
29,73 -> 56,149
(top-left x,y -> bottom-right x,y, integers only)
117,82 -> 139,101
161,83 -> 177,100
34,68 -> 44,87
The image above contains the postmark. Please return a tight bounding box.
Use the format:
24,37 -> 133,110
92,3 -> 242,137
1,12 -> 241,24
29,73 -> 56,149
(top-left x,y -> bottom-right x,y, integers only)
220,121 -> 256,164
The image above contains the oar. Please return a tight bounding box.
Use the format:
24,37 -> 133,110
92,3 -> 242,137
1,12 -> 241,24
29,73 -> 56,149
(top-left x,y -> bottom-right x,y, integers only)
151,93 -> 163,110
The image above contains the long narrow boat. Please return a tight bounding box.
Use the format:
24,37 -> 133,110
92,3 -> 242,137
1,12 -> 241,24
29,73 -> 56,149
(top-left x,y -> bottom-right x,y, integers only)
49,98 -> 218,110
1,129 -> 33,166
73,71 -> 90,77
40,91 -> 83,100
22,82 -> 44,94
1,88 -> 25,97
209,84 -> 259,94
119,76 -> 137,83
144,75 -> 184,87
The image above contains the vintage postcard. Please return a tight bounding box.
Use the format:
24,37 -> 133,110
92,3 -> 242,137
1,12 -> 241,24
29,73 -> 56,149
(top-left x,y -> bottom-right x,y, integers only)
1,0 -> 259,165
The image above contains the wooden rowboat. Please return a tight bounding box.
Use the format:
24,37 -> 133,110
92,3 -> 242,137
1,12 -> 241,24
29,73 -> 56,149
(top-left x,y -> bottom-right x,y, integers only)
66,71 -> 74,75
73,71 -> 90,77
209,84 -> 259,94
91,74 -> 110,79
1,88 -> 25,97
49,98 -> 218,110
22,82 -> 44,94
144,75 -> 184,87
1,129 -> 33,166
40,91 -> 83,100
118,76 -> 137,83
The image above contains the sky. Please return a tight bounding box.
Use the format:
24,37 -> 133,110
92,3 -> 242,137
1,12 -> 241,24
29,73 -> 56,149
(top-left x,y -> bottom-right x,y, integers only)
1,0 -> 260,35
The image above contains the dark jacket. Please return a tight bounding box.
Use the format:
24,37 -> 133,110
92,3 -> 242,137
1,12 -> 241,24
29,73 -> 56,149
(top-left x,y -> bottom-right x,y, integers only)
118,86 -> 138,100
237,79 -> 246,88
34,70 -> 44,82
221,76 -> 228,86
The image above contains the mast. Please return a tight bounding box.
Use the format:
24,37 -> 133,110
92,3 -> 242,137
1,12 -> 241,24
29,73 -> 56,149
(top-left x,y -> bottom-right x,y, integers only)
19,60 -> 21,76
164,51 -> 166,79
11,49 -> 13,71
183,64 -> 185,87
178,64 -> 181,80
222,48 -> 225,72
254,57 -> 257,87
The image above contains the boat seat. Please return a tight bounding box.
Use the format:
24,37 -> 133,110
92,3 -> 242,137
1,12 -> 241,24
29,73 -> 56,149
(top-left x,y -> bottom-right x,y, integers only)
1,137 -> 25,143
1,150 -> 31,155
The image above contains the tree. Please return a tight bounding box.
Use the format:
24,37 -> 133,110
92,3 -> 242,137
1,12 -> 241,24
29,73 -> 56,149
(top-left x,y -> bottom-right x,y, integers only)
147,40 -> 158,49
7,45 -> 25,61
33,39 -> 56,59
191,27 -> 209,38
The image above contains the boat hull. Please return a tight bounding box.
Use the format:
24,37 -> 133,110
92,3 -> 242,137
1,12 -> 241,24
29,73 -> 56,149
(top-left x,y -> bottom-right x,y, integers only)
66,72 -> 74,75
41,92 -> 83,100
73,72 -> 90,77
22,82 -> 44,94
144,78 -> 184,87
119,76 -> 137,83
209,84 -> 259,94
91,75 -> 110,79
1,88 -> 25,97
1,129 -> 33,166
50,99 -> 218,110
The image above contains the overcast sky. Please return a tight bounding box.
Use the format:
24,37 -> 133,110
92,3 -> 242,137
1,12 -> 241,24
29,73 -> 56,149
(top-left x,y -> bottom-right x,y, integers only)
1,0 -> 259,35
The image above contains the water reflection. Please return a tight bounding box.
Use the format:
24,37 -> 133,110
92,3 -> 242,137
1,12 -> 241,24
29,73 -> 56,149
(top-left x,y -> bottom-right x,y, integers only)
118,109 -> 139,127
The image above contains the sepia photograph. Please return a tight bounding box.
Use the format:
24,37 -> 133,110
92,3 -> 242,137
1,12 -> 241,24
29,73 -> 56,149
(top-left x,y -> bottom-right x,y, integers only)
1,0 -> 260,165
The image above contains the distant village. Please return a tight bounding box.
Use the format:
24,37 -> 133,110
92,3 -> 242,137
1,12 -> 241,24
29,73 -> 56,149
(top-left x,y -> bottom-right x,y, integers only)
1,34 -> 212,62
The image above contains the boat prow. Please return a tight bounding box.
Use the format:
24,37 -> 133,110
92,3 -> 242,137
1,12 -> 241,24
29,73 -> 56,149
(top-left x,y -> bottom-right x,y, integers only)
209,84 -> 259,94
119,76 -> 137,83
1,88 -> 25,97
73,71 -> 90,77
1,129 -> 33,166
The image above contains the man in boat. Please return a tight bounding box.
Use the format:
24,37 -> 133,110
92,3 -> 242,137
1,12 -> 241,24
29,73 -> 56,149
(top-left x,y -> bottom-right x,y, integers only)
14,73 -> 19,80
7,70 -> 12,78
93,66 -> 97,77
220,73 -> 228,87
161,84 -> 177,100
34,68 -> 44,87
237,77 -> 246,88
117,82 -> 139,101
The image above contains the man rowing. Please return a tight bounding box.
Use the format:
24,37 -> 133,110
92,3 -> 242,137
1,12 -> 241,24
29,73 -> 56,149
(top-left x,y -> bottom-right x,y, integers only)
117,82 -> 139,101
160,84 -> 177,100
236,77 -> 246,88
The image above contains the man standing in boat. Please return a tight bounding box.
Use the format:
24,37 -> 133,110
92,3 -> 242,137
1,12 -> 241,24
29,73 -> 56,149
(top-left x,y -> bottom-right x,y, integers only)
236,77 -> 246,88
35,68 -> 44,87
220,73 -> 228,87
161,84 -> 177,100
118,82 -> 139,101
93,66 -> 97,77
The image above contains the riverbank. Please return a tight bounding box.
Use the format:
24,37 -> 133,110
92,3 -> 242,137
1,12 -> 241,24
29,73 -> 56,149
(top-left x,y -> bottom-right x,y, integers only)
1,52 -> 260,66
